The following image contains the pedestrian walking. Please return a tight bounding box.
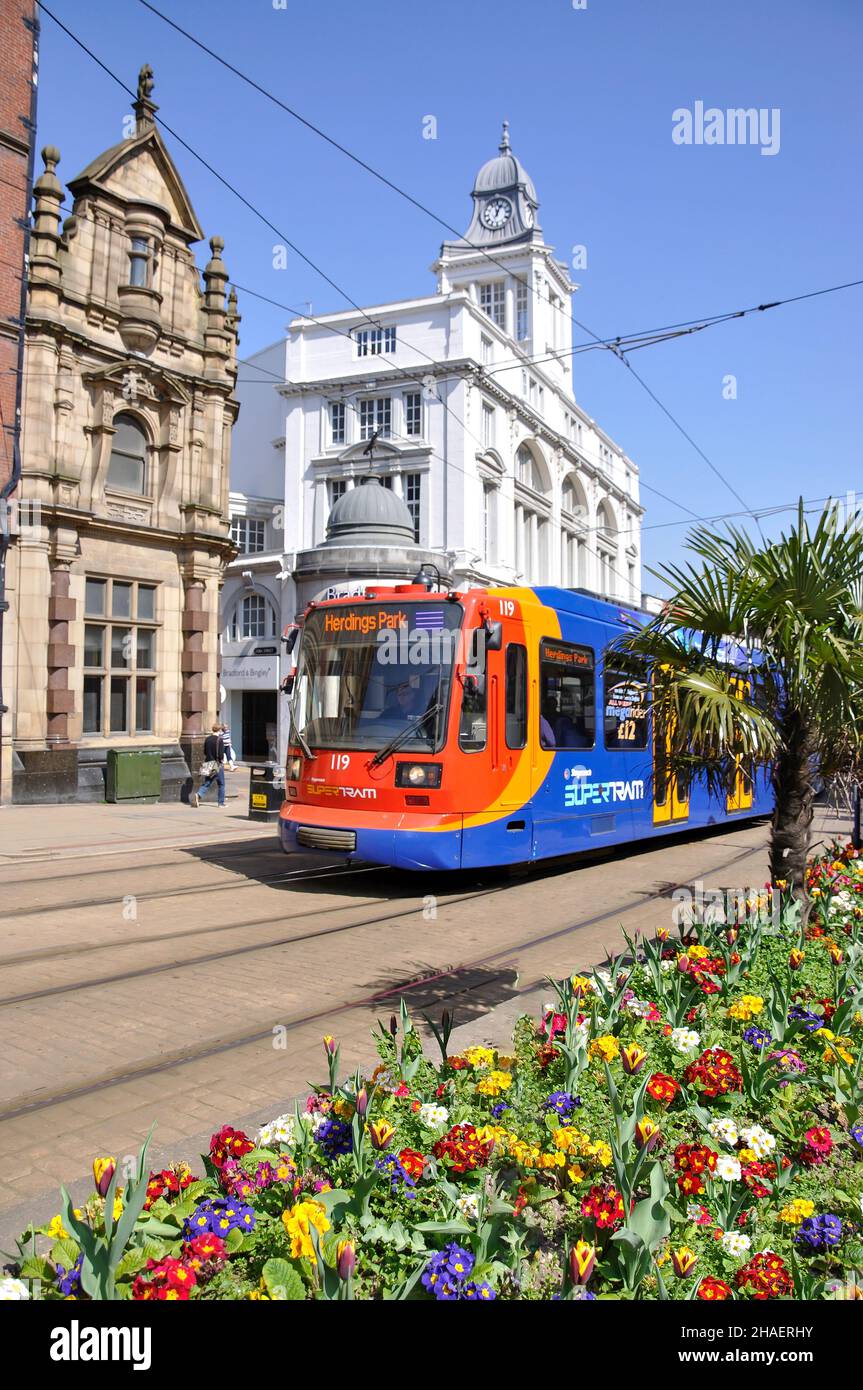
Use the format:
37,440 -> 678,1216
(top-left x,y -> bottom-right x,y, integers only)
190,724 -> 226,807
221,721 -> 237,771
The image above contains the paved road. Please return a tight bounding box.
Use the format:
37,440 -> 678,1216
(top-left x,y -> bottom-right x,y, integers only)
0,791 -> 849,1243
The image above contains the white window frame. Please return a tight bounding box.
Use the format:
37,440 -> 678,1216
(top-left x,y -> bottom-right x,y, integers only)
479,281 -> 505,329
359,396 -> 392,440
230,516 -> 266,553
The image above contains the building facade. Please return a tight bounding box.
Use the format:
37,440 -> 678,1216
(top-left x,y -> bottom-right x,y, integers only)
0,0 -> 38,802
4,68 -> 239,803
227,125 -> 643,765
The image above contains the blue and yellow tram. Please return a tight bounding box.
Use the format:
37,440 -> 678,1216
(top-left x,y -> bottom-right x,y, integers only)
278,582 -> 771,871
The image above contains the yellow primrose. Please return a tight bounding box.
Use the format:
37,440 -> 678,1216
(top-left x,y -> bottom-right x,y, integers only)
464,1045 -> 496,1070
778,1198 -> 815,1225
727,994 -> 765,1022
281,1200 -> 330,1261
687,944 -> 710,959
589,1034 -> 620,1063
567,1163 -> 585,1183
476,1070 -> 513,1096
46,1215 -> 68,1241
587,1140 -> 613,1168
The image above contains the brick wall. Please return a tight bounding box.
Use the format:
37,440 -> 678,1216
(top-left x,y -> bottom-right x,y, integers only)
0,0 -> 37,495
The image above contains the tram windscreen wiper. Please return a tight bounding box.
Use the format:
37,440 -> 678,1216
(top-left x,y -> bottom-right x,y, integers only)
287,699 -> 313,760
369,702 -> 443,768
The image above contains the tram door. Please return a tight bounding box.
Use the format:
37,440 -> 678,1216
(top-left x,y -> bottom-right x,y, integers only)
652,687 -> 689,826
726,677 -> 754,812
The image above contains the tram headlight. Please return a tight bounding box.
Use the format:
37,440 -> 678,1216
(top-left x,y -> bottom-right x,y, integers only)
286,755 -> 302,782
395,761 -> 442,789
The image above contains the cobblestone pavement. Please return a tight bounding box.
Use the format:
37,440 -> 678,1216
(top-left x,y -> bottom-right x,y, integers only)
0,789 -> 848,1245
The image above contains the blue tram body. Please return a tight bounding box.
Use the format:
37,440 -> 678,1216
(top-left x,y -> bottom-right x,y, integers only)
278,584 -> 771,871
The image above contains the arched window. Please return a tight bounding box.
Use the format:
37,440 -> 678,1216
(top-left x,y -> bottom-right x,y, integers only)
233,594 -> 276,640
596,499 -> 619,597
515,443 -> 549,494
107,413 -> 148,494
514,443 -> 551,583
561,473 -> 588,589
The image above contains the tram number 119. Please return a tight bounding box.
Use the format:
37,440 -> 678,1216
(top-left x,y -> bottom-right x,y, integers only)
330,753 -> 351,771
498,600 -> 516,617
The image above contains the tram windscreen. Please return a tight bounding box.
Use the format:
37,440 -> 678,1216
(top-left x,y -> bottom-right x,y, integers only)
292,602 -> 464,752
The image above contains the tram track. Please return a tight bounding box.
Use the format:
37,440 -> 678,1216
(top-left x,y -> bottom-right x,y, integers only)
0,859 -> 384,920
0,881 -> 512,1004
0,836 -> 767,1123
0,840 -> 290,889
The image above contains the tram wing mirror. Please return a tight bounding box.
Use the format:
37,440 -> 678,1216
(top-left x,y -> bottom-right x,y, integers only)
483,619 -> 503,651
280,673 -> 295,696
283,627 -> 300,654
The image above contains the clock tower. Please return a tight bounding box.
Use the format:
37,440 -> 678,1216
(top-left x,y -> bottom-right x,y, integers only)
453,120 -> 541,248
434,123 -> 574,382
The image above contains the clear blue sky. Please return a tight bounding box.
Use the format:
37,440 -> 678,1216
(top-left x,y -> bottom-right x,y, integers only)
36,0 -> 862,582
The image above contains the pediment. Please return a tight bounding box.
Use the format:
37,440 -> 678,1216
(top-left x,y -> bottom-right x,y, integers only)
82,359 -> 192,406
68,126 -> 204,243
336,438 -> 404,464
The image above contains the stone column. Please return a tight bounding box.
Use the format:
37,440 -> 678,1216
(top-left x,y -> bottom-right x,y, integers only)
46,560 -> 76,744
179,576 -> 209,781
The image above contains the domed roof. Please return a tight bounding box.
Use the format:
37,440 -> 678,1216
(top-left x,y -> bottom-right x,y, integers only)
472,122 -> 537,204
323,476 -> 416,548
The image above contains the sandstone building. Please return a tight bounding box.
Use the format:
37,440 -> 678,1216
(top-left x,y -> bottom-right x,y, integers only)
3,67 -> 238,802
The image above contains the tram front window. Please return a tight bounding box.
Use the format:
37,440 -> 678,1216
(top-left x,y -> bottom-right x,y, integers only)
292,602 -> 463,752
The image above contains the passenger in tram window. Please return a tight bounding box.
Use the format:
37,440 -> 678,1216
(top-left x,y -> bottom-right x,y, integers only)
540,711 -> 556,747
384,677 -> 426,719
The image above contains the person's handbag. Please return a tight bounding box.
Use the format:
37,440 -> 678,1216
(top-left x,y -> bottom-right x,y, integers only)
199,759 -> 219,778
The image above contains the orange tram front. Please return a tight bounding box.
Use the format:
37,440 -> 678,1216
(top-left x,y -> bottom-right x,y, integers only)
277,581 -> 771,872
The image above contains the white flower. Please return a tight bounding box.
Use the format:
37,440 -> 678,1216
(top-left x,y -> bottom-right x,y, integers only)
739,1124 -> 775,1158
418,1103 -> 449,1129
721,1230 -> 751,1258
0,1278 -> 29,1300
624,997 -> 652,1018
708,1117 -> 739,1147
455,1193 -> 479,1221
594,971 -> 613,990
660,960 -> 675,974
715,1155 -> 742,1182
310,1111 -> 329,1135
671,1027 -> 700,1054
257,1112 -> 295,1147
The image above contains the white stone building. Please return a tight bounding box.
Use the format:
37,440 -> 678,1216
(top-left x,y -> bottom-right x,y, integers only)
224,125 -> 643,762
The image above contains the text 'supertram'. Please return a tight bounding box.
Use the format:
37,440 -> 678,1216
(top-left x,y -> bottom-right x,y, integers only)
278,582 -> 770,871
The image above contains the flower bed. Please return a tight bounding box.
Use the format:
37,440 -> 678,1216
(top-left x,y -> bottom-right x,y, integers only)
4,841 -> 863,1302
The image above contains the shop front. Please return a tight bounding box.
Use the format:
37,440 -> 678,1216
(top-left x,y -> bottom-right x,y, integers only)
220,649 -> 280,764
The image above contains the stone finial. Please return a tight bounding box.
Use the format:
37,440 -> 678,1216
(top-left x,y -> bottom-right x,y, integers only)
31,146 -> 64,283
137,64 -> 154,102
225,284 -> 241,340
35,145 -> 62,196
207,235 -> 226,272
499,120 -> 511,154
203,237 -> 230,356
133,63 -> 158,131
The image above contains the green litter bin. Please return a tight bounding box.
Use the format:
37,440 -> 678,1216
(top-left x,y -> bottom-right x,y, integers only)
106,748 -> 161,802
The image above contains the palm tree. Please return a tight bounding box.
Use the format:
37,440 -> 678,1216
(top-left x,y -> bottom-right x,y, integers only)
613,502 -> 863,908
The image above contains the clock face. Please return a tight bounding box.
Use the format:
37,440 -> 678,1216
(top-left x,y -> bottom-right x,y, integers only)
481,196 -> 512,230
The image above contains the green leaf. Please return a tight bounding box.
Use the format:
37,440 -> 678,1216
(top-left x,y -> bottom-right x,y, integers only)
50,1238 -> 81,1269
261,1257 -> 306,1301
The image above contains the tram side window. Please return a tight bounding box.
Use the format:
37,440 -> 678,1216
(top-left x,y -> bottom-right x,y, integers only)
459,630 -> 487,752
505,644 -> 527,749
539,639 -> 595,749
603,663 -> 648,750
